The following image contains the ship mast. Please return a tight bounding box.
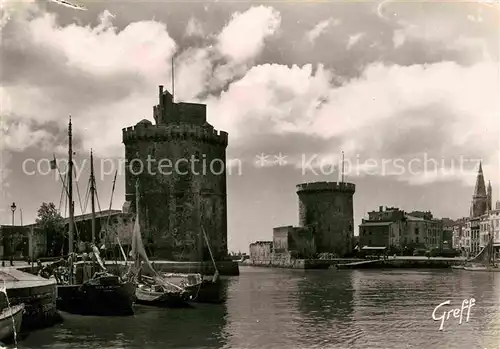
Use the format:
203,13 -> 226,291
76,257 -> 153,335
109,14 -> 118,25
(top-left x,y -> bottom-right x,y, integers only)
68,116 -> 74,254
90,149 -> 96,245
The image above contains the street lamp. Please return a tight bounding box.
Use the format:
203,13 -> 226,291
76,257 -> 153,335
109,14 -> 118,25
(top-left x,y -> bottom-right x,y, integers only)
10,202 -> 16,226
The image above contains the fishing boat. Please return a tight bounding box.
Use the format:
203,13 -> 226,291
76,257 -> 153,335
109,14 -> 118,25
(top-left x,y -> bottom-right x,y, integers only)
126,179 -> 191,308
44,117 -> 135,316
0,303 -> 24,344
463,233 -> 500,272
160,225 -> 225,304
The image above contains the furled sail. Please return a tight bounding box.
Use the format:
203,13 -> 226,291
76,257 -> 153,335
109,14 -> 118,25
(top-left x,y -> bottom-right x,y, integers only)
130,179 -> 183,291
468,234 -> 493,265
130,181 -> 155,275
91,244 -> 106,271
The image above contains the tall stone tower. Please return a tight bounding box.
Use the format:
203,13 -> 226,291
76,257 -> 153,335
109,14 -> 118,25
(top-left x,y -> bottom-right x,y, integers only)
122,86 -> 228,261
296,181 -> 356,256
470,162 -> 488,218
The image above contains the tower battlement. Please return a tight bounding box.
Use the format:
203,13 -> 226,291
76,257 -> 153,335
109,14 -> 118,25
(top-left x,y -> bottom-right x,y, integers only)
153,85 -> 208,126
122,120 -> 228,146
296,181 -> 356,194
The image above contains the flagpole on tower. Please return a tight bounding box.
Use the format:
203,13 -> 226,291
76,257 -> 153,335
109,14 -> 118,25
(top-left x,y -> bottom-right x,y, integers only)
171,53 -> 175,103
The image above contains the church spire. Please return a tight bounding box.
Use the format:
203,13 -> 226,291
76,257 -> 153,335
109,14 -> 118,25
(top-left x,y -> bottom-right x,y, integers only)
471,161 -> 488,217
473,161 -> 486,197
487,180 -> 492,211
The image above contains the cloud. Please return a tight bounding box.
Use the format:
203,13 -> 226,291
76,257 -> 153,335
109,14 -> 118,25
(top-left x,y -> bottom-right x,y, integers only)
393,29 -> 406,48
217,5 -> 281,64
2,5 -> 283,158
185,17 -> 204,37
346,32 -> 365,50
2,1 -> 498,194
306,18 -> 340,43
207,60 -> 498,186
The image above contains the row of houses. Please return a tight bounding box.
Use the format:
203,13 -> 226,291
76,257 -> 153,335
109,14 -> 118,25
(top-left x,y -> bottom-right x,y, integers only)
0,209 -> 136,260
450,162 -> 499,259
452,201 -> 500,258
357,206 -> 449,252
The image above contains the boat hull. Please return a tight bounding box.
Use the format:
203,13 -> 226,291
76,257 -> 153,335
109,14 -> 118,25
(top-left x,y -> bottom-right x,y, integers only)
135,286 -> 191,308
185,279 -> 225,304
57,281 -> 135,316
0,304 -> 24,343
162,273 -> 225,304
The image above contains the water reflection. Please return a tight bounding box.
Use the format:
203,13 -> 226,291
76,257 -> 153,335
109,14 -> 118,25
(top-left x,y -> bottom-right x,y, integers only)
13,268 -> 500,349
348,269 -> 500,349
19,283 -> 230,349
296,269 -> 356,348
221,267 -> 304,349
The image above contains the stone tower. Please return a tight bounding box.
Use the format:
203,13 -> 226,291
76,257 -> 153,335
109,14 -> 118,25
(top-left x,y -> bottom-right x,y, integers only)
122,86 -> 228,261
470,162 -> 488,218
296,181 -> 356,256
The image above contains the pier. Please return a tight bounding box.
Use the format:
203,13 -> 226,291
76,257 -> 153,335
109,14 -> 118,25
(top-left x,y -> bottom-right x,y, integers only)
0,268 -> 61,331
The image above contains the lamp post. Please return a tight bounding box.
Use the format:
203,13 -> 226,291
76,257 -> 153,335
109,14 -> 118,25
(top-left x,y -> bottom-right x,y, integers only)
10,202 -> 16,226
10,202 -> 16,261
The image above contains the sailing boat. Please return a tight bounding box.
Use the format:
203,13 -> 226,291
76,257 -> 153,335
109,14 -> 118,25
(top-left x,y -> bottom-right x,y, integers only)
463,233 -> 500,272
161,223 -> 225,304
128,179 -> 191,307
47,117 -> 135,316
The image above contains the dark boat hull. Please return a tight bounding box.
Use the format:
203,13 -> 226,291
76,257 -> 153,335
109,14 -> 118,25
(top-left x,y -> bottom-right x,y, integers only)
134,286 -> 191,308
57,282 -> 135,316
186,279 -> 225,304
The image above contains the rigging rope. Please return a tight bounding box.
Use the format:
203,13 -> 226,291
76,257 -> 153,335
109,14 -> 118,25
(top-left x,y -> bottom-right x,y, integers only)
74,166 -> 86,216
82,175 -> 91,215
58,172 -> 66,213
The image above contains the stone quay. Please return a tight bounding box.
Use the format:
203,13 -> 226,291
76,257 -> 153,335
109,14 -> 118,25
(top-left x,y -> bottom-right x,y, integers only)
0,268 -> 62,332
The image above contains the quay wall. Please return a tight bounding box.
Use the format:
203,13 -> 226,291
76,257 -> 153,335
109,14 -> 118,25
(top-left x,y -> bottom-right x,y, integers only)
245,257 -> 466,269
337,258 -> 466,269
1,268 -> 62,332
245,255 -> 362,269
19,260 -> 240,277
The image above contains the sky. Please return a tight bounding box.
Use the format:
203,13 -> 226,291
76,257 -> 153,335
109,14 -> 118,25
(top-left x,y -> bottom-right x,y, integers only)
1,0 -> 499,253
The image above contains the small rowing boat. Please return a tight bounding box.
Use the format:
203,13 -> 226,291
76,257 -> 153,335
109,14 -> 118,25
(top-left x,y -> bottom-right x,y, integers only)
0,304 -> 24,343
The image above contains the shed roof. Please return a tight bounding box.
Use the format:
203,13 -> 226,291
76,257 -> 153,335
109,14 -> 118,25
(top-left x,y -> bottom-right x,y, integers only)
361,246 -> 387,250
360,222 -> 392,227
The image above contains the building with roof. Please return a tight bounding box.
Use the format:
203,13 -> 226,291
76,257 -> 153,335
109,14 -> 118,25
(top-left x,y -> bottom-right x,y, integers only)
358,206 -> 444,252
0,209 -> 135,259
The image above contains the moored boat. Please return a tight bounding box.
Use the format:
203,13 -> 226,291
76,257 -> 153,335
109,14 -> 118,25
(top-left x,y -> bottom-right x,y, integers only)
135,282 -> 191,307
0,304 -> 24,344
463,233 -> 499,273
159,224 -> 225,304
125,179 -> 191,308
56,270 -> 135,316
162,271 -> 224,304
44,120 -> 135,316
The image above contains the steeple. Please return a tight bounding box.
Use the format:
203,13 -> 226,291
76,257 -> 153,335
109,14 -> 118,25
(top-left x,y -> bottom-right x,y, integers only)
473,161 -> 486,197
470,161 -> 488,217
487,180 -> 492,211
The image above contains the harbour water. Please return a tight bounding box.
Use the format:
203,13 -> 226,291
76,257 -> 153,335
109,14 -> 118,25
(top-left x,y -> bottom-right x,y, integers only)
17,267 -> 500,349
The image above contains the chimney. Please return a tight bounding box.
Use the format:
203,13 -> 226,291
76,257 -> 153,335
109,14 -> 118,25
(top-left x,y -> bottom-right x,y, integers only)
379,206 -> 383,212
